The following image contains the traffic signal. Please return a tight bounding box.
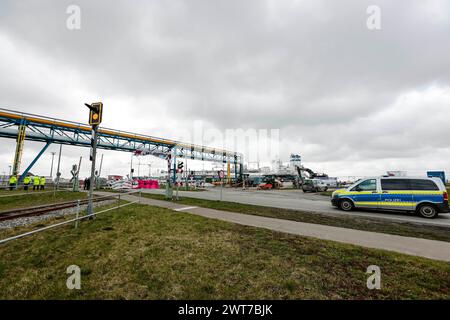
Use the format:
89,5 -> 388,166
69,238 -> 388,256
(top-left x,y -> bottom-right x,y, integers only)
85,102 -> 103,126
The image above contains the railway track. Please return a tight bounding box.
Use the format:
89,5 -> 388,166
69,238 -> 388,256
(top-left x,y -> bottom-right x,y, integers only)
0,196 -> 115,222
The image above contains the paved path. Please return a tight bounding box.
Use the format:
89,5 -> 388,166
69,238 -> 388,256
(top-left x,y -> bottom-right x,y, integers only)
141,188 -> 450,228
98,192 -> 450,262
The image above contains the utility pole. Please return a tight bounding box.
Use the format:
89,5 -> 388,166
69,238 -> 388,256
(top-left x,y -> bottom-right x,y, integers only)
130,153 -> 134,180
55,144 -> 62,191
137,157 -> 141,178
50,152 -> 56,179
85,102 -> 103,217
99,154 -> 104,176
219,167 -> 224,201
185,158 -> 189,191
96,154 -> 103,188
165,152 -> 172,199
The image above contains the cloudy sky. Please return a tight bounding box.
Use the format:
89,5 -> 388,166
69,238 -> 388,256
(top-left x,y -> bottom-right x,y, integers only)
0,0 -> 449,179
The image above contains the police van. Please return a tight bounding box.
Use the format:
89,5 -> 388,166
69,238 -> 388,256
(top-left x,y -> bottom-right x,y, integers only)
331,177 -> 449,218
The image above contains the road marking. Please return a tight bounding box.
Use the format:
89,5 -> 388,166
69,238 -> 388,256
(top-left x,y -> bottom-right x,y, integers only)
174,206 -> 198,212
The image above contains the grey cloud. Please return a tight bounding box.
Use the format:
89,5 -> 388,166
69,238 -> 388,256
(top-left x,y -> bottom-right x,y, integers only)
0,0 -> 449,176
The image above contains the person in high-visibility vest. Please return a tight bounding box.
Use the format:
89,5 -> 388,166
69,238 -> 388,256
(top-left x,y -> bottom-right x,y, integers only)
33,175 -> 40,191
40,176 -> 46,190
23,175 -> 31,191
8,175 -> 17,191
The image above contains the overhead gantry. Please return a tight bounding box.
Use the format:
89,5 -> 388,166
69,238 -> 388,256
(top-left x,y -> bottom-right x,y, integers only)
0,108 -> 244,181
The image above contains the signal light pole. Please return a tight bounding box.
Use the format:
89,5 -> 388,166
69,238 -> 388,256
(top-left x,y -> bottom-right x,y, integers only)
87,125 -> 98,216
85,102 -> 103,217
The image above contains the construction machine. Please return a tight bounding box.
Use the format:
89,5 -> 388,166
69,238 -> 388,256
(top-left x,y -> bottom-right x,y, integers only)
294,165 -> 328,188
257,176 -> 282,190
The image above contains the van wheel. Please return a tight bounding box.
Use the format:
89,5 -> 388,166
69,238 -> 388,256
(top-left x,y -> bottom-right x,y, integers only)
339,199 -> 354,211
417,204 -> 438,219
302,189 -> 306,193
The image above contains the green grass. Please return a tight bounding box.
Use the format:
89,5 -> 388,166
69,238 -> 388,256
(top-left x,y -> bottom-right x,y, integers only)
0,203 -> 448,299
0,191 -> 87,211
0,189 -> 34,195
141,193 -> 450,242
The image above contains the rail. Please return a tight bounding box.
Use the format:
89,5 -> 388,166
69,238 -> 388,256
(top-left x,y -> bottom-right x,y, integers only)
0,194 -> 116,221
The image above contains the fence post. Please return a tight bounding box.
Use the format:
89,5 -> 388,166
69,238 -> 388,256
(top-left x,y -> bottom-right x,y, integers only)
75,199 -> 80,229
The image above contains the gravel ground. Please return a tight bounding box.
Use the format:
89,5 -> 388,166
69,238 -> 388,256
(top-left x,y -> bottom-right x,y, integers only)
0,200 -> 116,229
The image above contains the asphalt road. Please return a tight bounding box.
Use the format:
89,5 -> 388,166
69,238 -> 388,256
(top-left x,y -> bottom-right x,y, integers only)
142,187 -> 450,228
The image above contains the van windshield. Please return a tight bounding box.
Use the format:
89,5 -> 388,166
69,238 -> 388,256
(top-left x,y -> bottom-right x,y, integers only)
347,179 -> 362,190
351,179 -> 377,191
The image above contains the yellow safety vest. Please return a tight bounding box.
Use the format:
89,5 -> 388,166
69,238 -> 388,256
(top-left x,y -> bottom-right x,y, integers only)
9,176 -> 17,184
24,176 -> 31,184
33,176 -> 40,186
40,177 -> 46,185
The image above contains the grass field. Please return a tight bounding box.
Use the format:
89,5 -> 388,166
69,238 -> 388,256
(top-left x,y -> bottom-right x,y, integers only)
319,190 -> 334,196
141,193 -> 450,242
0,191 -> 87,211
0,203 -> 448,299
0,188 -> 36,195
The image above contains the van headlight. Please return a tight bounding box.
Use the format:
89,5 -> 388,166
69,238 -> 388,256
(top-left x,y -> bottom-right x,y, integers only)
332,190 -> 343,198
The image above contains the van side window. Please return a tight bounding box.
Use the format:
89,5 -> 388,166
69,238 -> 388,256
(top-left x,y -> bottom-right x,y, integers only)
409,179 -> 439,191
352,179 -> 377,191
381,179 -> 410,190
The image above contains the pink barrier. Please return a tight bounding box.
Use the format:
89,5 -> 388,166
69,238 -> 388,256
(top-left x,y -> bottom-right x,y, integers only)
135,179 -> 159,189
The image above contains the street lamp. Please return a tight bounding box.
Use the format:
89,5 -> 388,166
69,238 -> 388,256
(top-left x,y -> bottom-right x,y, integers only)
137,157 -> 143,178
50,152 -> 56,179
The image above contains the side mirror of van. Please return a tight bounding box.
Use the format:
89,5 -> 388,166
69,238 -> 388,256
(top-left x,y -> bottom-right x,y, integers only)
354,186 -> 362,192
